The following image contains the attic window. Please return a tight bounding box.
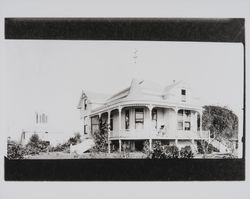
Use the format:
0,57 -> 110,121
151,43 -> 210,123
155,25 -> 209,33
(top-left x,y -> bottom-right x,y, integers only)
84,99 -> 87,110
181,89 -> 186,102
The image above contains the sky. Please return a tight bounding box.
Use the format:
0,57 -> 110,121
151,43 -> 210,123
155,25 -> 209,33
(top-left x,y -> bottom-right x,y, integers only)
1,40 -> 244,140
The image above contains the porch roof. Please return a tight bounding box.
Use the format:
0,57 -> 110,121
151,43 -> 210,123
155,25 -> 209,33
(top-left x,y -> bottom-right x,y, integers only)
89,100 -> 202,116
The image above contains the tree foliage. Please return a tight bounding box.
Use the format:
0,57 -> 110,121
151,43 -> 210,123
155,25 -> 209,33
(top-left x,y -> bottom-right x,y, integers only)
50,132 -> 82,152
26,134 -> 50,155
7,141 -> 26,159
146,141 -> 180,159
179,146 -> 194,158
202,105 -> 238,139
91,119 -> 109,152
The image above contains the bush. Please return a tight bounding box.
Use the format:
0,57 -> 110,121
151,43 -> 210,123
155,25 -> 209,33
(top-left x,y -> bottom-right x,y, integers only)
197,141 -> 219,154
149,141 -> 179,159
164,145 -> 179,159
49,133 -> 82,152
180,146 -> 194,159
143,140 -> 152,158
68,132 -> 81,146
50,143 -> 69,152
7,141 -> 26,159
91,120 -> 109,152
25,134 -> 50,155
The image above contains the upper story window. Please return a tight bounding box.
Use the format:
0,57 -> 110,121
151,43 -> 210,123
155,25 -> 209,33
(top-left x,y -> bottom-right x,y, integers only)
181,89 -> 186,102
84,99 -> 87,110
178,109 -> 183,116
152,109 -> 157,129
185,110 -> 191,117
110,114 -> 113,131
135,108 -> 144,129
125,109 -> 130,129
184,121 -> 191,131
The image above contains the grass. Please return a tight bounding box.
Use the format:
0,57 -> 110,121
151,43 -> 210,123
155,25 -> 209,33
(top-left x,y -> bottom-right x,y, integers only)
25,151 -> 147,159
24,151 -> 236,159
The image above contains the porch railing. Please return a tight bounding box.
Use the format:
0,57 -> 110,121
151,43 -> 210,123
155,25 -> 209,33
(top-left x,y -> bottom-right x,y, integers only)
109,129 -> 210,140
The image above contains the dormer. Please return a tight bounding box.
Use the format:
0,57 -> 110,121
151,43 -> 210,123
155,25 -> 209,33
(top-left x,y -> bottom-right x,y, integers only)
162,81 -> 192,103
181,87 -> 187,102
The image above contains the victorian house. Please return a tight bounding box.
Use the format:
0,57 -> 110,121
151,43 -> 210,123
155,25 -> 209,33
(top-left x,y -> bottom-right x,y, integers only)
77,79 -> 210,153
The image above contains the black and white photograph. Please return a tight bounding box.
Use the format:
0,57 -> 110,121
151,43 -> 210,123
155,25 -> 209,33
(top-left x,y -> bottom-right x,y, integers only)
2,17 -> 245,182
0,0 -> 249,198
4,40 -> 243,160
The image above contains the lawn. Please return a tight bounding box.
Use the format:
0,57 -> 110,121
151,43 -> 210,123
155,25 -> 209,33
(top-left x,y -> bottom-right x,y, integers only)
25,151 -> 148,159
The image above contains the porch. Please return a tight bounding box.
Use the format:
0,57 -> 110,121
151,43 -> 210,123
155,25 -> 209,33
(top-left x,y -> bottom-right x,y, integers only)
110,129 -> 210,140
90,103 -> 209,153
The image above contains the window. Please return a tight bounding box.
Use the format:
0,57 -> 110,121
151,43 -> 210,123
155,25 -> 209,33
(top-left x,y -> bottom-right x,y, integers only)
185,110 -> 191,117
84,99 -> 87,110
184,121 -> 191,131
181,89 -> 186,102
152,109 -> 157,129
135,108 -> 144,129
110,114 -> 113,131
125,109 -> 130,129
84,125 -> 87,134
91,116 -> 99,133
178,121 -> 183,130
178,109 -> 183,116
197,114 -> 200,131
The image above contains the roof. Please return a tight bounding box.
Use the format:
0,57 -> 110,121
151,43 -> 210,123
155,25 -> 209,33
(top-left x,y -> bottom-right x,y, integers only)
163,80 -> 182,93
77,90 -> 111,109
84,90 -> 111,103
106,79 -> 183,103
78,79 -> 197,110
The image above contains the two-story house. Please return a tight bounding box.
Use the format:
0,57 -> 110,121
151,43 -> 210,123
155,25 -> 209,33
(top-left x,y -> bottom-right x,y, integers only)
77,79 -> 210,153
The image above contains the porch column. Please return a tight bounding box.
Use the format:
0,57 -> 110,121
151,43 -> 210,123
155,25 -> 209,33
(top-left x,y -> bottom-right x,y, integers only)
200,111 -> 203,132
107,111 -> 111,154
148,105 -> 153,136
118,106 -> 122,137
174,108 -> 178,137
119,139 -> 122,153
149,139 -> 152,151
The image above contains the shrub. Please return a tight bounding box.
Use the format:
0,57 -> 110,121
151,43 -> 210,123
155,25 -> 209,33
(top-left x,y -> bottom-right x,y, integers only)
68,132 -> 81,146
49,133 -> 82,152
151,141 -> 164,159
143,140 -> 153,158
50,143 -> 69,152
164,145 -> 179,159
180,146 -> 194,159
7,141 -> 26,159
197,141 -> 219,154
91,120 -> 109,152
149,141 -> 179,159
25,134 -> 50,155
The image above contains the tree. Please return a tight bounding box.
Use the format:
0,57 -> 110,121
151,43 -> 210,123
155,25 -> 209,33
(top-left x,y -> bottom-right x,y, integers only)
68,132 -> 82,146
202,105 -> 238,139
26,133 -> 50,155
91,119 -> 109,152
7,141 -> 26,159
27,133 -> 40,148
201,105 -> 239,157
